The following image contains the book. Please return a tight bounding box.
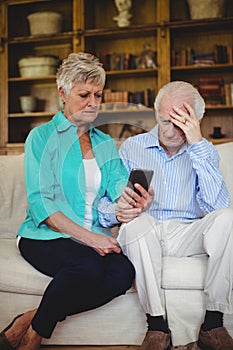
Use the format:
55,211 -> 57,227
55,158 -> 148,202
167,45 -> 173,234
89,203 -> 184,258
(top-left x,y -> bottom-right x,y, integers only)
198,77 -> 225,105
224,84 -> 232,105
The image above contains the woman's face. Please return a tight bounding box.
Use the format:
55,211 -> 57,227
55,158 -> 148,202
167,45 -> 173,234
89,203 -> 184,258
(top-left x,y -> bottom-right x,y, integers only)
60,80 -> 104,128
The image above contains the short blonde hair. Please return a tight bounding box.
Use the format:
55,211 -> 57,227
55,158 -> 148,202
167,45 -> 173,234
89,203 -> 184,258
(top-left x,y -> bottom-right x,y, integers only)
56,52 -> 106,96
154,81 -> 205,120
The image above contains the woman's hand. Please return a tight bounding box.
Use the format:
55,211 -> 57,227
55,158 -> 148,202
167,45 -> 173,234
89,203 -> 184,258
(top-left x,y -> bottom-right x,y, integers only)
44,212 -> 121,256
116,185 -> 154,223
85,233 -> 121,256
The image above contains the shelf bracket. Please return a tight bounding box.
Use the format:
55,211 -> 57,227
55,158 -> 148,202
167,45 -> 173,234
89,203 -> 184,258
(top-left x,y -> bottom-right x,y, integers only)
159,21 -> 166,38
0,38 -> 5,54
74,29 -> 83,46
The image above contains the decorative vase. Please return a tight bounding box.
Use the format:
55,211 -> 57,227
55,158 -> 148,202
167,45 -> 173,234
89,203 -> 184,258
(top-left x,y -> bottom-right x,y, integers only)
19,96 -> 36,113
187,0 -> 225,20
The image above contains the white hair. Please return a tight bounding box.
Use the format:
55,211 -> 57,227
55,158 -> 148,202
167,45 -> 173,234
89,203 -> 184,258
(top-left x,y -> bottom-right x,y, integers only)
56,52 -> 106,96
154,81 -> 205,120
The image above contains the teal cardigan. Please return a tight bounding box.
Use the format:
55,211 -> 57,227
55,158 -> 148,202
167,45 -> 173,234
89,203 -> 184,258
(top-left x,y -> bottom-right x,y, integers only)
18,111 -> 128,240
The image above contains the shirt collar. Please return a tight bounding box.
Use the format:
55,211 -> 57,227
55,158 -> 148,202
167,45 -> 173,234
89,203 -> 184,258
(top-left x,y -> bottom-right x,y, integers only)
53,111 -> 96,135
144,125 -> 160,148
145,125 -> 188,154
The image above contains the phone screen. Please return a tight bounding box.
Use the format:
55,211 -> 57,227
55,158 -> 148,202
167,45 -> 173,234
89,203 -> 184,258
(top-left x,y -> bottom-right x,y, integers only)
127,168 -> 154,196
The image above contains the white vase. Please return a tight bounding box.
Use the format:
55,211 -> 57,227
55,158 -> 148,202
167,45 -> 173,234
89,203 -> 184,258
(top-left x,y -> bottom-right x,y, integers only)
20,96 -> 36,113
187,0 -> 225,19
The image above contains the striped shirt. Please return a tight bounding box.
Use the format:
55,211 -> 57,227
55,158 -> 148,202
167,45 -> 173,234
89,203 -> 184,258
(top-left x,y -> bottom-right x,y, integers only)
98,125 -> 230,226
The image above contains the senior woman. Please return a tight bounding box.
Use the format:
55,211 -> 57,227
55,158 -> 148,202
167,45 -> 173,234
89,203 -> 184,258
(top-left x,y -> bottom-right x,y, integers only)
0,52 -> 135,350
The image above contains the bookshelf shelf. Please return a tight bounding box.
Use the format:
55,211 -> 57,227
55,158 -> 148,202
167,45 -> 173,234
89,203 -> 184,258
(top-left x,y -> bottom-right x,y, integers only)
7,32 -> 75,45
106,68 -> 157,78
8,112 -> 56,118
208,138 -> 233,145
84,24 -> 158,39
171,64 -> 233,71
8,76 -> 56,82
206,105 -> 233,110
169,17 -> 233,31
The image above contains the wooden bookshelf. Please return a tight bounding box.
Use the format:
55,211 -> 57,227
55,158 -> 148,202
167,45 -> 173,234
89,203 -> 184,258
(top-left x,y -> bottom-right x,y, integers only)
0,0 -> 233,153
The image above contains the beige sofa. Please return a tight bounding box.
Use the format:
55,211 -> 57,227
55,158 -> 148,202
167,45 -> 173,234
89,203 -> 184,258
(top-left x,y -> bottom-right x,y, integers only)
0,142 -> 233,347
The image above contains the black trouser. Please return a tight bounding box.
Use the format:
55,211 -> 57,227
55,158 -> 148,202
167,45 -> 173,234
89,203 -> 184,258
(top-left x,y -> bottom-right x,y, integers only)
19,237 -> 135,338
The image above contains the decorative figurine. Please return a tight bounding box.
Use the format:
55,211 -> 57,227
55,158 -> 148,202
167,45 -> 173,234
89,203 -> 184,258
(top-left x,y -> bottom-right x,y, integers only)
113,0 -> 132,28
210,126 -> 225,139
136,43 -> 157,69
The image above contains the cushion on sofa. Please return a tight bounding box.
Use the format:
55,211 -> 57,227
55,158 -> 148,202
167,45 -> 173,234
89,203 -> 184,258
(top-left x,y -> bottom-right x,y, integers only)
0,239 -> 51,295
0,238 -> 136,295
162,255 -> 208,290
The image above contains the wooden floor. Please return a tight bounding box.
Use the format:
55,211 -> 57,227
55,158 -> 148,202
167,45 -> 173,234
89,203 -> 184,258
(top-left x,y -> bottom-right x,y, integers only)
41,347 -> 140,350
40,343 -> 200,350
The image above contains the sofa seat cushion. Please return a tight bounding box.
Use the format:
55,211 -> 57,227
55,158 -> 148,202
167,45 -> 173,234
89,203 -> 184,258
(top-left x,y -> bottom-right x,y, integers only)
1,238 -> 208,295
0,238 -> 136,295
162,256 -> 208,290
0,239 -> 51,295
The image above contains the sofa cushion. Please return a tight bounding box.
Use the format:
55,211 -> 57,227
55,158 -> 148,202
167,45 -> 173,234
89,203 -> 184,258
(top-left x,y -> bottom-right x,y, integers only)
0,239 -> 51,295
0,238 -> 208,294
0,238 -> 136,295
162,256 -> 208,290
0,154 -> 27,238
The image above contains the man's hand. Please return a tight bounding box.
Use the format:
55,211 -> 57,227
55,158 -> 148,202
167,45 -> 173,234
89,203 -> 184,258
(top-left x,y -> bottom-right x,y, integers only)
169,102 -> 202,145
116,185 -> 154,223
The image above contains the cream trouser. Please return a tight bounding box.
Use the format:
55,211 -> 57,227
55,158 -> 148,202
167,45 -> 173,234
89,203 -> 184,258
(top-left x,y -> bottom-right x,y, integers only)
118,208 -> 233,316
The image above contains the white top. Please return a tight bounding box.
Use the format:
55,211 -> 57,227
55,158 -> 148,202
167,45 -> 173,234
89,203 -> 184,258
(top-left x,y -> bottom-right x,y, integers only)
83,157 -> 101,230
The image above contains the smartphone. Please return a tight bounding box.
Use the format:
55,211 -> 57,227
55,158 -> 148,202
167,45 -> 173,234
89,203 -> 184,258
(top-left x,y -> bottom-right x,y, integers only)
127,168 -> 154,196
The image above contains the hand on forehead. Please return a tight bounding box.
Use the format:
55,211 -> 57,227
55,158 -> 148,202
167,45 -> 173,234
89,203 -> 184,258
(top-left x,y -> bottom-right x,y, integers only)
161,95 -> 194,119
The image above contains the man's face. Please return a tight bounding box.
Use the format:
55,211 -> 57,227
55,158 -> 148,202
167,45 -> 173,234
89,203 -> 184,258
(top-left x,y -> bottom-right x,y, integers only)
157,94 -> 194,149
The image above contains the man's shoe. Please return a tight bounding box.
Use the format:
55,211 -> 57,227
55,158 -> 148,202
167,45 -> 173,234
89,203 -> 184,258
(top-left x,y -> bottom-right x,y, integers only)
141,330 -> 171,350
197,326 -> 233,350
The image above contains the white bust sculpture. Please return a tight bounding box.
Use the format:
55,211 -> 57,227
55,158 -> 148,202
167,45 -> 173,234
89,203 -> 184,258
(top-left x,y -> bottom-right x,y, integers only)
113,0 -> 132,27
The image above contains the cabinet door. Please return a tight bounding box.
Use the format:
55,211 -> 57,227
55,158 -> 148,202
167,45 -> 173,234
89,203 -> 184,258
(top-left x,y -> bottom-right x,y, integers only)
81,0 -> 158,139
169,1 -> 233,143
84,0 -> 158,93
6,0 -> 75,149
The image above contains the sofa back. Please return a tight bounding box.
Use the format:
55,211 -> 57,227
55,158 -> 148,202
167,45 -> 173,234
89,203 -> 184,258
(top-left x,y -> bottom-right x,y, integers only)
0,153 -> 27,238
0,142 -> 232,239
216,142 -> 233,207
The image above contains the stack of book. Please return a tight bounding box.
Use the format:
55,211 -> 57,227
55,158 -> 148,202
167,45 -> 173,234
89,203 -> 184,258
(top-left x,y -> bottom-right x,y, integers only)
198,77 -> 225,105
103,89 -> 129,109
171,44 -> 233,67
100,52 -> 137,71
103,88 -> 155,108
192,52 -> 215,66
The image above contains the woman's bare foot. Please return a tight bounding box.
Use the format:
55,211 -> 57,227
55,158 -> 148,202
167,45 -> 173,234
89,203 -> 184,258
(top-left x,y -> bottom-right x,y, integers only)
4,309 -> 37,348
16,325 -> 42,350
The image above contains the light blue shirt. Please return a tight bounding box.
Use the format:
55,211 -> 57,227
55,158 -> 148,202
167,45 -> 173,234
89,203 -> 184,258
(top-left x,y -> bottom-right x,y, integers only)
98,125 -> 230,227
18,111 -> 128,240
